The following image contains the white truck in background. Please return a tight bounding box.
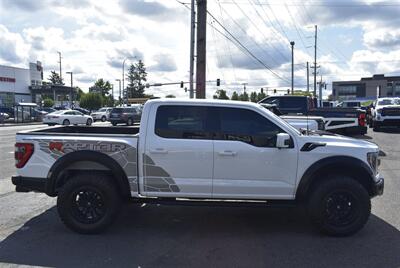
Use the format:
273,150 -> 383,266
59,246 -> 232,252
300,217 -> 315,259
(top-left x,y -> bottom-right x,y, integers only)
13,99 -> 383,236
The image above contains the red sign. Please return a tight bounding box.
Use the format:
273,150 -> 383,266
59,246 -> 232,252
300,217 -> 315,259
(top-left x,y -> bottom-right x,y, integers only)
0,77 -> 16,83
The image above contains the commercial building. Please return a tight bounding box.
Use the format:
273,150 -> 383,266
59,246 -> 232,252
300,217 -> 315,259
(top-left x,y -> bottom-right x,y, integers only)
0,62 -> 43,107
332,74 -> 400,101
0,62 -> 76,108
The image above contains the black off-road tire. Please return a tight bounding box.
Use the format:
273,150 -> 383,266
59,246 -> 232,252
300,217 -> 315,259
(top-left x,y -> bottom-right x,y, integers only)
307,176 -> 371,236
62,119 -> 70,125
57,173 -> 121,234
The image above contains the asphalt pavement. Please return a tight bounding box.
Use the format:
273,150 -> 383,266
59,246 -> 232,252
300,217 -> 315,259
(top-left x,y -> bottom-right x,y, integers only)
0,124 -> 399,267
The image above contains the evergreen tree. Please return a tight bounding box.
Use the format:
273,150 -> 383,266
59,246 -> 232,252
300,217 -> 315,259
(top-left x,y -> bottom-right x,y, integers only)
257,91 -> 267,102
47,71 -> 64,85
231,91 -> 239,100
126,60 -> 147,98
213,89 -> 229,100
239,91 -> 249,101
250,91 -> 258,102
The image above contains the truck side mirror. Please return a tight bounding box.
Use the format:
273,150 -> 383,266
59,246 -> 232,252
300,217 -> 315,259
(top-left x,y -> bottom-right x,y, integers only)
276,133 -> 291,149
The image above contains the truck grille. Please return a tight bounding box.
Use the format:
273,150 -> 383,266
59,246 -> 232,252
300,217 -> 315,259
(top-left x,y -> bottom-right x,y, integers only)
382,108 -> 400,116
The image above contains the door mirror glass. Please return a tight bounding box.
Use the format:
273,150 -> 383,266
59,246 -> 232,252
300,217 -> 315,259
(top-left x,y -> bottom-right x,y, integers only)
276,133 -> 291,148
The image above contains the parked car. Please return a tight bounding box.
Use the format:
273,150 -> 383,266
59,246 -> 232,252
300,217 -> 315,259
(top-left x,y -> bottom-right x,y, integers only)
13,99 -> 383,236
91,107 -> 113,122
39,107 -> 57,114
0,112 -> 10,122
42,110 -> 93,126
260,103 -> 325,131
109,106 -> 141,126
74,107 -> 91,115
0,107 -> 14,118
370,97 -> 400,131
259,96 -> 367,135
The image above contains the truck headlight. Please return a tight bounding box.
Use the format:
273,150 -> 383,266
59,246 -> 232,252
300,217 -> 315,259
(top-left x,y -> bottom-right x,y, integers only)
367,152 -> 380,174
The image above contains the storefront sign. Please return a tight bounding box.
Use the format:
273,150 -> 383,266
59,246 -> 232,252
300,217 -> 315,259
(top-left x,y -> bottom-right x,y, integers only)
0,77 -> 16,83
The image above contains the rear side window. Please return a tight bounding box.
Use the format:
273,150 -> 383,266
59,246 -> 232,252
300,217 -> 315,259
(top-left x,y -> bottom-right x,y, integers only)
155,106 -> 210,139
215,107 -> 283,147
111,108 -> 123,113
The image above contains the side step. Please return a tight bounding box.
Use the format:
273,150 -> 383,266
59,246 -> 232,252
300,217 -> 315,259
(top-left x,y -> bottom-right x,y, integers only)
133,197 -> 297,208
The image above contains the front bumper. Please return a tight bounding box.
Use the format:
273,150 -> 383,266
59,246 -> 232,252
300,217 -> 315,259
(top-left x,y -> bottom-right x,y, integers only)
12,176 -> 46,193
371,177 -> 384,197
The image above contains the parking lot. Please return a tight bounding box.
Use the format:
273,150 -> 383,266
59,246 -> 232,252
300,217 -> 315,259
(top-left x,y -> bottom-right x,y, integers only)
0,124 -> 399,267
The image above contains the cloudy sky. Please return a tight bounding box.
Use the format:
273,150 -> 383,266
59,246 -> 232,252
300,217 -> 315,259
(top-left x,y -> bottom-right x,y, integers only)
1,0 -> 400,98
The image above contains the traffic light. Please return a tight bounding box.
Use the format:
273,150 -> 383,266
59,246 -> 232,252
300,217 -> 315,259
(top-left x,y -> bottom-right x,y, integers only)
273,89 -> 277,94
261,88 -> 264,93
287,89 -> 290,94
180,81 -> 184,88
216,78 -> 220,87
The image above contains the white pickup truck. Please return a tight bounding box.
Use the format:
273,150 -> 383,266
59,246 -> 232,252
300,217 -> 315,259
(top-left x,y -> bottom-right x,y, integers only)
13,99 -> 384,236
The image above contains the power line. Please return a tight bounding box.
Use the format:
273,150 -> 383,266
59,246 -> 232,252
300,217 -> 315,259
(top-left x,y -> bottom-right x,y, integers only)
207,10 -> 290,82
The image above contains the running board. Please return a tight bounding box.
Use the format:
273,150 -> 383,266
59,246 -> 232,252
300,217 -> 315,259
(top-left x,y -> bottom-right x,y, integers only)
132,197 -> 297,208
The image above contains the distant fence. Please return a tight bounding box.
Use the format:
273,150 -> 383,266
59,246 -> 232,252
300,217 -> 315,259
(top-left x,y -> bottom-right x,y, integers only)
0,105 -> 43,124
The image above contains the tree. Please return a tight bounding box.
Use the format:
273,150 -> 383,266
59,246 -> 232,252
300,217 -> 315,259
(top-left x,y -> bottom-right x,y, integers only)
213,89 -> 229,100
126,60 -> 147,98
239,91 -> 249,101
250,91 -> 258,102
231,91 -> 239,100
79,93 -> 103,111
43,98 -> 54,107
75,87 -> 85,101
89,78 -> 112,97
257,91 -> 267,102
47,71 -> 64,85
165,94 -> 176,98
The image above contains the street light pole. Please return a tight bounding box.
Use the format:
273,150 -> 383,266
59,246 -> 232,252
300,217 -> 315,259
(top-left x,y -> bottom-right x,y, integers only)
290,41 -> 295,95
66,71 -> 73,108
115,79 -> 121,105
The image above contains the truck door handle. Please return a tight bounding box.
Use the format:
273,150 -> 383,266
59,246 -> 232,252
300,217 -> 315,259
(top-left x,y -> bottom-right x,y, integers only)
218,150 -> 237,156
149,148 -> 168,154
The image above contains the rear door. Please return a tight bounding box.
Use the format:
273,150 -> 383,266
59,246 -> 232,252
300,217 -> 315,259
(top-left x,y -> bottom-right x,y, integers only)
142,104 -> 214,198
212,107 -> 298,199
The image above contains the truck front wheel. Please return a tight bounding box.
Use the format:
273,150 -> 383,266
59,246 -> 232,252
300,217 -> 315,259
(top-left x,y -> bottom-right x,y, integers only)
307,176 -> 371,236
57,173 -> 121,234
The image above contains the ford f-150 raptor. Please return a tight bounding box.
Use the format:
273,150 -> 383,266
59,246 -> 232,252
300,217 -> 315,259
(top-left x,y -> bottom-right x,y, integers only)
12,99 -> 384,236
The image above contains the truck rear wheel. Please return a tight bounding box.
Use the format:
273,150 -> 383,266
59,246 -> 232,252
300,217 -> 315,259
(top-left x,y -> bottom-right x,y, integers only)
57,173 -> 121,234
307,176 -> 371,236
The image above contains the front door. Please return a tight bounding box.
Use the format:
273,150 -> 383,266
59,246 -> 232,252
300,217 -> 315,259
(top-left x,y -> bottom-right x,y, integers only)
143,104 -> 213,198
212,107 -> 298,199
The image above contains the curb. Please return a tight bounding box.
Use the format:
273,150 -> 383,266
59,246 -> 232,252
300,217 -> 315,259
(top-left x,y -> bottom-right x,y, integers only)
0,122 -> 44,127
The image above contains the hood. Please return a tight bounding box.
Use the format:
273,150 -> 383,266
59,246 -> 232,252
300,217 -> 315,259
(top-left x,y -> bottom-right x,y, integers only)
301,133 -> 378,151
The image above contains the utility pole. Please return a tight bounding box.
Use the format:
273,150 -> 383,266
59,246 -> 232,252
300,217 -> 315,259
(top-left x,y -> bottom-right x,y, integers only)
242,82 -> 247,93
66,71 -> 73,108
189,0 -> 196,99
290,41 -> 295,95
111,84 -> 114,106
57,51 -> 62,83
313,25 -> 317,97
115,79 -> 121,105
306,62 -> 309,92
317,75 -> 326,107
196,0 -> 207,99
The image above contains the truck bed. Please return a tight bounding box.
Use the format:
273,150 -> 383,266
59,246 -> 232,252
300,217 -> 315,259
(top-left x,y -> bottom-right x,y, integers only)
19,126 -> 140,136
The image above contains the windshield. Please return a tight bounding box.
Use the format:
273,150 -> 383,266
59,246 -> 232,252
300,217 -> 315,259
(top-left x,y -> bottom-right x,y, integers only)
378,99 -> 399,106
98,108 -> 107,112
50,110 -> 64,114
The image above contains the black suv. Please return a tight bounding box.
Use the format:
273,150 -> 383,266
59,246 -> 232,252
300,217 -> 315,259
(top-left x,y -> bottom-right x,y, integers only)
109,107 -> 141,126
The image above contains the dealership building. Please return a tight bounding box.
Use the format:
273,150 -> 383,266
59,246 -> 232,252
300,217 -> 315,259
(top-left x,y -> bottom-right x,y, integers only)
0,62 -> 43,107
332,74 -> 400,101
0,62 -> 75,108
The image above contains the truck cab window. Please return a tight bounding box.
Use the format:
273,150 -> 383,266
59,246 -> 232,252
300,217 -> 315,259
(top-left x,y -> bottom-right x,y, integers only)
155,105 -> 210,139
216,108 -> 283,147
